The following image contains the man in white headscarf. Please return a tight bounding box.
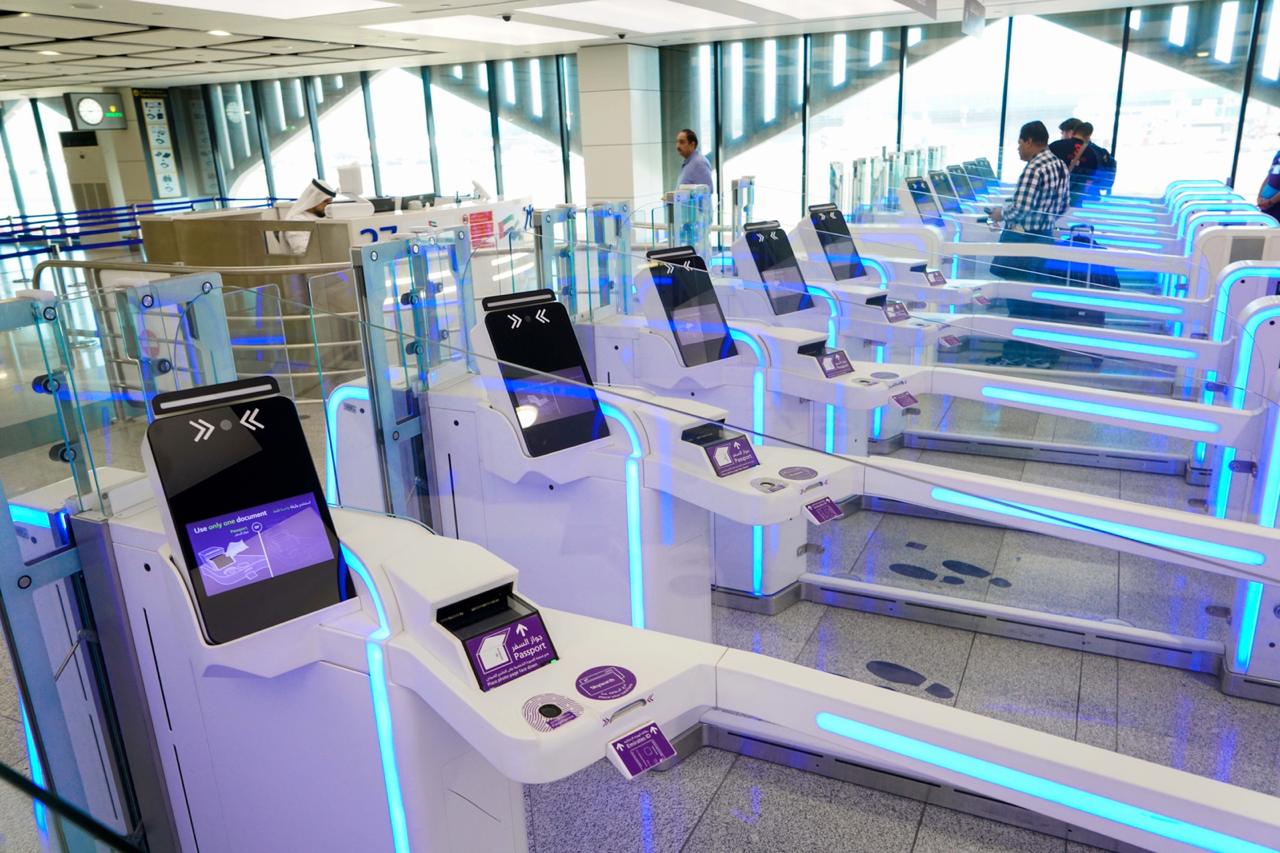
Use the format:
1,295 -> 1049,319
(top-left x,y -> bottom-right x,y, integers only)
279,178 -> 337,254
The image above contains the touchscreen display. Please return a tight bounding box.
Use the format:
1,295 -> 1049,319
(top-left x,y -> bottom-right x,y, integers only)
947,166 -> 977,201
484,297 -> 609,457
963,162 -> 988,191
807,205 -> 866,281
650,254 -> 738,366
883,300 -> 911,323
929,171 -> 964,213
906,178 -> 944,227
746,227 -> 814,315
188,493 -> 333,596
146,390 -> 348,644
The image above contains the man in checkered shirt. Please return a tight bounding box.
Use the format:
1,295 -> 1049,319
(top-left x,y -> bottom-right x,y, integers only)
989,120 -> 1070,237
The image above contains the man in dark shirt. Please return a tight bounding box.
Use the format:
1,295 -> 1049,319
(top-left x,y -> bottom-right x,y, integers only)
1071,122 -> 1116,199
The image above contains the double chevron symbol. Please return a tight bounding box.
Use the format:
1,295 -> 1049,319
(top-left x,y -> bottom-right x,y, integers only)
240,408 -> 264,431
190,419 -> 215,442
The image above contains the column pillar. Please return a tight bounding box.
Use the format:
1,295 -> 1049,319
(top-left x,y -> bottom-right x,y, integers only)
578,44 -> 665,210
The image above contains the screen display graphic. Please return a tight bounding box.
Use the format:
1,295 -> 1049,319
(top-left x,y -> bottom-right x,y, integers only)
906,178 -> 944,227
947,166 -> 977,201
746,227 -> 814,315
187,493 -> 333,597
928,171 -> 964,213
510,366 -> 598,430
807,205 -> 866,281
649,253 -> 738,367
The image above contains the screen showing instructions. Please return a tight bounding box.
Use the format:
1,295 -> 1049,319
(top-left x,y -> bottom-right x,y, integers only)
186,493 -> 334,597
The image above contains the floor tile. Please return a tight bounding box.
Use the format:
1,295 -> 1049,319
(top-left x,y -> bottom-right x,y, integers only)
1019,462 -> 1120,500
954,635 -> 1082,739
712,601 -> 825,663
911,806 -> 1065,853
1074,654 -> 1118,752
1116,554 -> 1234,641
985,530 -> 1119,622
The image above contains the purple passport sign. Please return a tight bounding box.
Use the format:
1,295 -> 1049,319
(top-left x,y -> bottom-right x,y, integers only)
892,391 -> 919,408
705,436 -> 759,477
608,722 -> 676,779
805,497 -> 844,525
576,665 -> 637,701
463,612 -> 556,692
818,350 -> 854,378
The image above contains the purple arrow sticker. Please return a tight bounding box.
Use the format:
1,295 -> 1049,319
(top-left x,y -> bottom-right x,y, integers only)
804,497 -> 844,525
925,270 -> 947,286
818,350 -> 854,378
608,721 -> 676,779
705,436 -> 759,477
576,665 -> 637,701
940,335 -> 963,349
892,391 -> 919,408
463,612 -> 556,692
883,301 -> 911,323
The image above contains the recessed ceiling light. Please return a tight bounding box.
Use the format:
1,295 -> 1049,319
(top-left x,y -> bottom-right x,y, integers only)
70,3 -> 102,9
207,29 -> 232,36
731,0 -> 903,19
529,0 -> 751,33
367,15 -> 600,45
1196,50 -> 1210,57
38,50 -> 60,55
134,0 -> 396,19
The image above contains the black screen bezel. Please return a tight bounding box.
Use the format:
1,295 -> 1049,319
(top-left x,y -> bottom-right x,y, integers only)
807,205 -> 866,281
973,157 -> 996,178
963,161 -> 989,191
906,178 -> 945,227
947,166 -> 977,200
744,227 -> 814,315
929,171 -> 964,213
649,253 -> 739,367
147,395 -> 348,645
484,299 -> 610,457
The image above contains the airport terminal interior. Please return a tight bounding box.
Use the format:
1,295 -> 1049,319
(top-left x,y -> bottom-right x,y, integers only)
5,0 -> 1280,851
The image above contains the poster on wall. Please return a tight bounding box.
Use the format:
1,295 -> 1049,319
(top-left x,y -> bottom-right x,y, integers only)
134,89 -> 184,199
962,0 -> 987,36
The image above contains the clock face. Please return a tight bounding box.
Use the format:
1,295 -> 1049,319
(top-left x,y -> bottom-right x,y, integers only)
76,97 -> 104,126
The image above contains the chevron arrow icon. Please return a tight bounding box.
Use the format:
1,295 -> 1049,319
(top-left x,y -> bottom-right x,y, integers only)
190,419 -> 215,442
509,314 -> 522,329
240,408 -> 264,431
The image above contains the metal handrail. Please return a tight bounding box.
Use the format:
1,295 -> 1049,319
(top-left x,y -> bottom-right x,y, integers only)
30,258 -> 352,293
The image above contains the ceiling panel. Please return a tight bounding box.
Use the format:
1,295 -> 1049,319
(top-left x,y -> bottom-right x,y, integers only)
0,14 -> 145,39
12,39 -> 143,56
134,47 -> 269,62
239,55 -> 343,67
149,61 -> 269,73
44,61 -> 118,73
86,55 -> 187,69
244,38 -> 354,53
0,48 -> 71,64
98,28 -> 258,48
0,34 -> 47,47
309,46 -> 423,60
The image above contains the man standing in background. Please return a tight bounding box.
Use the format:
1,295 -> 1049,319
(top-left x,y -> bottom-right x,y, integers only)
675,128 -> 714,191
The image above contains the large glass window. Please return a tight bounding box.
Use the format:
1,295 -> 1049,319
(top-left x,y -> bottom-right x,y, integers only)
313,73 -> 374,195
496,58 -> 566,206
4,100 -> 55,215
720,36 -> 806,222
806,30 -> 902,206
431,62 -> 497,197
901,20 -> 1010,165
1240,0 -> 1280,200
561,55 -> 586,206
35,99 -> 73,211
659,44 -> 716,197
1117,1 -> 1257,193
0,120 -> 21,217
259,78 -> 318,200
208,82 -> 268,199
1001,10 -> 1125,181
368,68 -> 434,196
169,86 -> 220,199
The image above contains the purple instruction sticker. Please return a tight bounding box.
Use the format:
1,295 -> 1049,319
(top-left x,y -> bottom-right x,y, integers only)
576,666 -> 637,701
883,301 -> 911,323
925,270 -> 947,286
608,722 -> 676,779
892,391 -> 919,408
705,436 -> 759,477
186,493 -> 333,597
975,295 -> 991,306
818,350 -> 854,378
463,612 -> 556,692
805,497 -> 844,524
778,466 -> 818,481
940,335 -> 963,348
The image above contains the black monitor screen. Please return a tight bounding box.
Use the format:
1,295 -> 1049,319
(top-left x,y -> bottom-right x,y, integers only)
906,178 -> 944,227
948,166 -> 977,200
745,226 -> 814,315
929,171 -> 964,213
963,162 -> 989,191
484,297 -> 609,457
973,157 -> 996,178
808,205 -> 866,281
649,253 -> 739,367
146,391 -> 348,644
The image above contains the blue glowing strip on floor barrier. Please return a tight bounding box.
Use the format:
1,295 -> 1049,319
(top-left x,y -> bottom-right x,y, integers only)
339,545 -> 410,853
601,402 -> 646,628
871,344 -> 885,440
1095,238 -> 1166,251
980,387 -> 1219,434
930,487 -> 1264,567
814,712 -> 1275,853
825,404 -> 836,454
1072,210 -> 1159,223
861,257 -> 888,287
8,505 -> 51,529
1027,290 -> 1183,316
752,523 -> 765,597
1009,329 -> 1198,360
20,706 -> 46,834
324,385 -> 371,503
726,329 -> 766,592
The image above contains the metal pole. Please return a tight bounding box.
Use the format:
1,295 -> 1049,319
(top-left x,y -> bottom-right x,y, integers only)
1229,0 -> 1267,187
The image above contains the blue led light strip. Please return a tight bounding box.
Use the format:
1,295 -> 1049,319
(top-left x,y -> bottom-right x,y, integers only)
1009,328 -> 1197,360
980,386 -> 1219,434
324,385 -> 371,504
601,402 -> 646,628
815,712 -> 1276,853
930,487 -> 1264,567
871,344 -> 885,440
1027,290 -> 1183,316
725,330 -> 767,594
20,705 -> 46,835
338,545 -> 411,853
1094,238 -> 1166,251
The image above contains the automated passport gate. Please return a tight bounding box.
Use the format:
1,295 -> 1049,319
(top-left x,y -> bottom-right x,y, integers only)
10,379 -> 1280,851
